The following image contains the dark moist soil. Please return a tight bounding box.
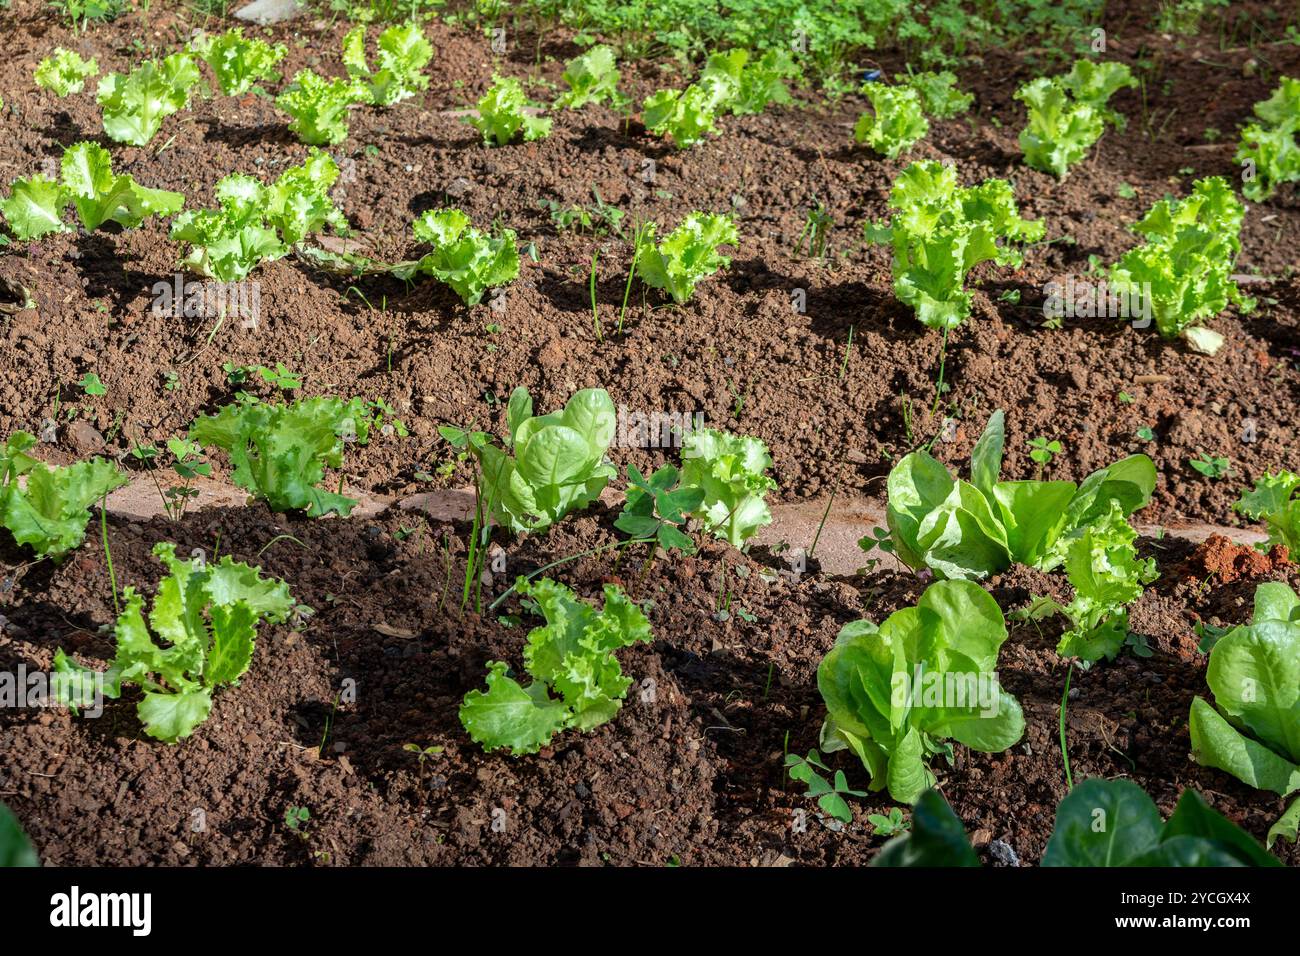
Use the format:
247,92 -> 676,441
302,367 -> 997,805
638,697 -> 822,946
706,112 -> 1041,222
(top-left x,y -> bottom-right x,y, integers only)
0,2 -> 1297,531
1,504 -> 1298,866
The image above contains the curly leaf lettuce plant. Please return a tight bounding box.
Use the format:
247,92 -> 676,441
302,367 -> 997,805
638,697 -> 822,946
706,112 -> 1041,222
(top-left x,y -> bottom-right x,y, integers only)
1235,471 -> 1300,554
189,396 -> 373,517
1016,60 -> 1135,178
633,212 -> 738,305
54,543 -> 295,743
0,431 -> 127,560
642,74 -> 733,148
34,48 -> 99,96
817,579 -> 1025,804
895,69 -> 972,119
400,208 -> 520,306
1,142 -> 184,241
864,161 -> 1045,330
460,578 -> 651,754
1189,581 -> 1300,848
555,45 -> 625,110
342,22 -> 432,106
97,52 -> 200,146
679,428 -> 776,547
1236,76 -> 1300,202
191,27 -> 287,96
854,84 -> 928,159
469,75 -> 551,146
700,48 -> 798,116
1108,176 -> 1253,355
276,69 -> 369,145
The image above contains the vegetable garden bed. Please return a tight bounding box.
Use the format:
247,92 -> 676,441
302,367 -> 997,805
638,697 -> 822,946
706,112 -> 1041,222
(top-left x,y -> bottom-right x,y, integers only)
0,0 -> 1298,870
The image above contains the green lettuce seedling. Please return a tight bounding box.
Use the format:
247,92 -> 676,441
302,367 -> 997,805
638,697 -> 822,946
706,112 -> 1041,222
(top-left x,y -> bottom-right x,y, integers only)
1236,76 -> 1300,201
0,431 -> 127,560
642,74 -> 732,148
460,578 -> 651,754
469,75 -> 551,146
818,579 -> 1025,804
343,22 -> 432,106
1189,581 -> 1300,848
97,51 -> 200,146
34,48 -> 99,96
679,428 -> 776,547
403,208 -> 519,306
1109,175 -> 1253,354
701,48 -> 798,115
1,141 -> 184,241
170,148 -> 347,282
895,69 -> 972,118
1235,470 -> 1300,553
633,212 -> 738,305
864,161 -> 1044,329
191,27 -> 287,96
555,45 -> 625,110
1016,60 -> 1135,178
276,69 -> 369,145
854,84 -> 928,158
189,396 -> 373,517
54,543 -> 295,743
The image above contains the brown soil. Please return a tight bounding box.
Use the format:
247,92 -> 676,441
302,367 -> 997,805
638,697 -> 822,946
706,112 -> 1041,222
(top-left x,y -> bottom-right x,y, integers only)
1188,533 -> 1290,584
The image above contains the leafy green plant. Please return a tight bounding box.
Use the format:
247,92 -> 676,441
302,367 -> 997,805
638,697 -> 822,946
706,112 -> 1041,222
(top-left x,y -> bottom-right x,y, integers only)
1189,581 -> 1300,848
469,75 -> 551,146
342,22 -> 432,106
818,579 -> 1024,804
1189,453 -> 1231,478
1016,60 -> 1136,178
460,578 -> 651,754
276,69 -> 369,146
854,84 -> 928,159
54,543 -> 296,743
34,48 -> 99,96
700,48 -> 799,115
191,27 -> 287,96
2,142 -> 184,241
679,428 -> 776,547
615,464 -> 705,556
871,789 -> 978,866
1109,176 -> 1253,354
0,431 -> 127,560
633,212 -> 738,305
189,396 -> 374,517
283,806 -> 310,832
555,45 -> 625,110
442,386 -> 616,535
863,161 -> 1044,329
784,749 -> 866,823
895,68 -> 971,118
642,74 -> 732,148
1027,435 -> 1061,469
0,802 -> 38,867
170,148 -> 347,282
1236,76 -> 1300,202
97,52 -> 200,147
1234,471 -> 1300,553
51,0 -> 126,30
867,806 -> 910,836
394,208 -> 519,307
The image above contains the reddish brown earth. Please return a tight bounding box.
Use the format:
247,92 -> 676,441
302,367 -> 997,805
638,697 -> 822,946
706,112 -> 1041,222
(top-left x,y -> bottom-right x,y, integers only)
0,1 -> 1298,866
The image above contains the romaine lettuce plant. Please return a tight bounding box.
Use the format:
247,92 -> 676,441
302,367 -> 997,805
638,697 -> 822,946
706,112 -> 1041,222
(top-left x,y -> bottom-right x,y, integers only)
444,386 -> 616,535
642,75 -> 732,148
895,69 -> 972,118
460,578 -> 651,754
97,51 -> 200,146
276,69 -> 369,145
1234,470 -> 1300,553
1235,76 -> 1299,201
403,208 -> 519,306
1108,176 -> 1253,354
679,428 -> 776,547
633,212 -> 738,304
1,142 -> 184,241
701,48 -> 798,115
854,84 -> 928,159
469,75 -> 552,146
864,161 -> 1044,329
0,430 -> 127,560
818,579 -> 1025,804
1189,581 -> 1300,848
191,27 -> 287,96
189,396 -> 373,517
54,543 -> 295,743
555,45 -> 625,110
1016,60 -> 1135,178
342,22 -> 432,106
34,48 -> 99,96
